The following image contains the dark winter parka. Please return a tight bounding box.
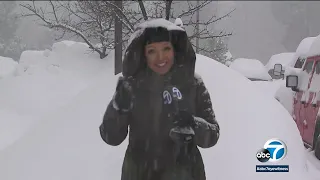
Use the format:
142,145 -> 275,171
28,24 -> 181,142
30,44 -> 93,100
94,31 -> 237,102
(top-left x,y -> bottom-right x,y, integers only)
99,19 -> 220,180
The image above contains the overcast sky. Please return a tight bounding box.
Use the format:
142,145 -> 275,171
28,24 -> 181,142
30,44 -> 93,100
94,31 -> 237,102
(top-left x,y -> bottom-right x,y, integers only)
7,1 -> 320,64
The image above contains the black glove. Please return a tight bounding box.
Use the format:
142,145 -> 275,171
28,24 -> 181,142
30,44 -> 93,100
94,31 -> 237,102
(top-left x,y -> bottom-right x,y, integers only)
112,77 -> 133,113
169,110 -> 196,144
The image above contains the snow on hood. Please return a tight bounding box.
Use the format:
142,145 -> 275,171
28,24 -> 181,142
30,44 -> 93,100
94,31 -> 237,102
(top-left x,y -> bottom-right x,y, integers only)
0,54 -> 307,180
122,18 -> 196,79
229,58 -> 272,81
307,34 -> 320,57
265,52 -> 295,70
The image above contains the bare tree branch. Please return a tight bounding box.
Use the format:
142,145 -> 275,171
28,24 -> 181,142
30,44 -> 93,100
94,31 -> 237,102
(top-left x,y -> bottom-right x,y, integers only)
103,1 -> 134,32
177,1 -> 211,18
137,0 -> 148,20
19,0 -> 234,61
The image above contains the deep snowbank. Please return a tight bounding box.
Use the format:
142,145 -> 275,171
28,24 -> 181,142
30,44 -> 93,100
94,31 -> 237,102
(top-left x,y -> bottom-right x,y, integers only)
229,58 -> 271,80
0,40 -> 112,151
252,79 -> 284,99
0,54 -> 308,180
196,54 -> 306,180
0,56 -> 18,79
0,109 -> 35,151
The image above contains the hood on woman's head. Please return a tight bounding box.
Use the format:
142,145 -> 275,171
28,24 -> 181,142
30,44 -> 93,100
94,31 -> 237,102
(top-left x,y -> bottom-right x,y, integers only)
122,18 -> 196,79
143,27 -> 171,46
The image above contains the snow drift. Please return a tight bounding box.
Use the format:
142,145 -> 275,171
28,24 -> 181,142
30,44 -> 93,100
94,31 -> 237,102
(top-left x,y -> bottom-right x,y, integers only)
0,40 -> 112,151
0,53 -> 308,180
252,79 -> 284,99
0,56 -> 18,79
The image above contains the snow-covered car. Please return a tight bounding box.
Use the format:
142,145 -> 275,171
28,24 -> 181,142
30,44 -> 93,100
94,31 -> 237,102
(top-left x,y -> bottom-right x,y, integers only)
274,37 -> 317,114
285,34 -> 320,160
265,52 -> 295,79
0,53 -> 309,180
229,58 -> 272,81
289,37 -> 317,69
229,58 -> 279,98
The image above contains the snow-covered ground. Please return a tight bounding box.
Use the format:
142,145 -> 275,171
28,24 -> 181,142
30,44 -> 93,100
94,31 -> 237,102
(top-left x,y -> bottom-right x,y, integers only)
0,41 -> 320,180
0,41 -> 110,151
0,56 -> 18,79
252,79 -> 284,99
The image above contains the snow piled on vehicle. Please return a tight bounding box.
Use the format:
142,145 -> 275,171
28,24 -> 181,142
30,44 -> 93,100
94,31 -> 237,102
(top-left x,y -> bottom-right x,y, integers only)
229,58 -> 272,81
0,56 -> 18,79
265,52 -> 295,71
296,37 -> 316,56
307,34 -> 320,57
0,50 -> 312,180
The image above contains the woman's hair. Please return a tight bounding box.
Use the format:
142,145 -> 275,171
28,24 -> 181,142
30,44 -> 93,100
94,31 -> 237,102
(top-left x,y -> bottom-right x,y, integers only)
143,27 -> 172,46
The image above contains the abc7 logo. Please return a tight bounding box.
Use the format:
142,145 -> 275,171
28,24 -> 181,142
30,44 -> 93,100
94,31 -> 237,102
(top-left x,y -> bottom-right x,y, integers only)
256,139 -> 287,163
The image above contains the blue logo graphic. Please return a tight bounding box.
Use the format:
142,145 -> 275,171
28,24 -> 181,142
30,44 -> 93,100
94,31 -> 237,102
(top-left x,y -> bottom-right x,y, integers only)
163,90 -> 172,104
172,87 -> 182,100
264,139 -> 287,162
256,138 -> 287,163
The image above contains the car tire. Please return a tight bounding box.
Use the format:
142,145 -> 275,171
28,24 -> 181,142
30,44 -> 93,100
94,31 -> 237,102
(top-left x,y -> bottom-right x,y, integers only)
313,119 -> 320,160
315,135 -> 320,160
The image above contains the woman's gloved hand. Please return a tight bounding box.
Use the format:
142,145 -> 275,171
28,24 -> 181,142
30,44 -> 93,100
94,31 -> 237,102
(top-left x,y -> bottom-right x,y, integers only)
169,110 -> 196,144
112,77 -> 133,113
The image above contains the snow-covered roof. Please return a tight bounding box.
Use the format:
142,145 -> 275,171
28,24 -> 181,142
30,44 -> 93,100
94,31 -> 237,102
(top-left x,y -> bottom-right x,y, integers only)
265,52 -> 295,70
307,34 -> 320,57
288,36 -> 317,67
295,37 -> 316,56
229,58 -> 272,81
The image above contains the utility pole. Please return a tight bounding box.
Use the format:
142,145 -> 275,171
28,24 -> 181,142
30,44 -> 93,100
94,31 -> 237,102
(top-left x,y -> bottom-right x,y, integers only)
114,0 -> 123,75
196,0 -> 200,53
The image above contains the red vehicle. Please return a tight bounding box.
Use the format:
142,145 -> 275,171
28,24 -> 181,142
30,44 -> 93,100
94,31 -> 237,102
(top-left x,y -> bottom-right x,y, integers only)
286,54 -> 320,160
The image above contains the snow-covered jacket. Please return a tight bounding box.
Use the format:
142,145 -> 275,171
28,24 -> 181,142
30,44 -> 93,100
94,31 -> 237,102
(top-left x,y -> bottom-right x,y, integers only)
99,19 -> 220,180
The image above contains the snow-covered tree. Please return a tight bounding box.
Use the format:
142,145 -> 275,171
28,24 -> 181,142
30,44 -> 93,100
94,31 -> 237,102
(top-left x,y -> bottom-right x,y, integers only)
205,37 -> 231,64
0,1 -> 27,60
20,0 -> 234,59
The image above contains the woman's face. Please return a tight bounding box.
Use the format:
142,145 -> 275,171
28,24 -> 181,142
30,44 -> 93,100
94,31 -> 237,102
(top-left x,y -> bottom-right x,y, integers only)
145,41 -> 174,75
